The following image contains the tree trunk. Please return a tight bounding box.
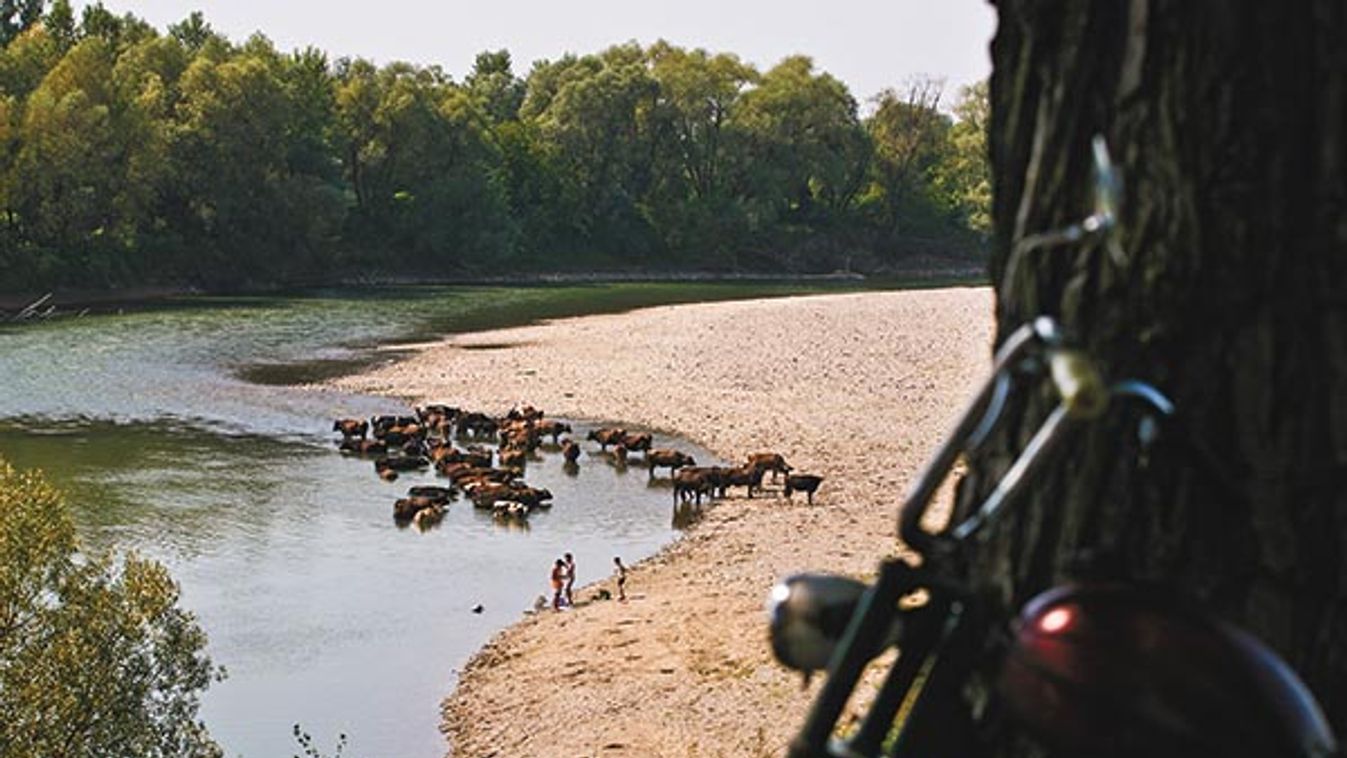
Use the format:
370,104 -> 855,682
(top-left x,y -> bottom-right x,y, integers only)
965,0 -> 1347,752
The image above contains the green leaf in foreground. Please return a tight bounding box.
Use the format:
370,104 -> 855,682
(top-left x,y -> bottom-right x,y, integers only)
0,455 -> 223,758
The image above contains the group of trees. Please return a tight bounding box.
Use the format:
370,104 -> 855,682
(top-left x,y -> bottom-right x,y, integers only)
0,2 -> 988,292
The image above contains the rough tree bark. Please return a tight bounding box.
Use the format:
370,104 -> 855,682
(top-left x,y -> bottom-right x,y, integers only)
960,0 -> 1347,753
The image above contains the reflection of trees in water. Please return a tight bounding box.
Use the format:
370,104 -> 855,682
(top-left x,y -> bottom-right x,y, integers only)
0,418 -> 306,552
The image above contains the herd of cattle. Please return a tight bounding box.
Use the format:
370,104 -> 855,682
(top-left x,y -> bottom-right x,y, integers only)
331,404 -> 825,530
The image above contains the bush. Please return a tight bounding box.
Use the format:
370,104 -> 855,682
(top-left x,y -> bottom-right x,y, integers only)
0,456 -> 223,758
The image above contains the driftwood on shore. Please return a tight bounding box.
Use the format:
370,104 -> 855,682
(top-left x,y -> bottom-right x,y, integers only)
7,293 -> 56,322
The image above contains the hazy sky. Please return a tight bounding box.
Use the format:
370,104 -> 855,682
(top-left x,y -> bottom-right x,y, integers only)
76,1 -> 996,107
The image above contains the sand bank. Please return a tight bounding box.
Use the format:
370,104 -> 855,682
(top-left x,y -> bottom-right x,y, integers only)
326,287 -> 994,757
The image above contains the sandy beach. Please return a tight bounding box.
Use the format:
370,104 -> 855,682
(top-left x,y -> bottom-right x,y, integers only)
326,287 -> 994,757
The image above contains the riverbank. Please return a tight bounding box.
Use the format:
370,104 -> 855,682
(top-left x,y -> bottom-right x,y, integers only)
0,262 -> 986,322
325,287 -> 994,757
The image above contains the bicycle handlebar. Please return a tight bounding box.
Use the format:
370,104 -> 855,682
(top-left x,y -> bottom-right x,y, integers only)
899,316 -> 1174,551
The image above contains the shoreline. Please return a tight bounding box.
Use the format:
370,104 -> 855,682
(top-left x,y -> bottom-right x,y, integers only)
324,287 -> 995,756
0,265 -> 987,320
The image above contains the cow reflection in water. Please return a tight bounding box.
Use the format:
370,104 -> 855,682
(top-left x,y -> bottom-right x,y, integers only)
491,512 -> 531,533
672,499 -> 702,530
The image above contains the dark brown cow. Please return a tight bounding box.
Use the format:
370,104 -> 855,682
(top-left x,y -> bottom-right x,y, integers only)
374,455 -> 429,473
407,485 -> 453,503
510,486 -> 553,509
561,439 -> 581,463
333,418 -> 368,439
456,412 -> 499,439
673,467 -> 717,505
372,415 -> 418,437
783,474 -> 824,504
746,452 -> 792,482
339,438 -> 387,456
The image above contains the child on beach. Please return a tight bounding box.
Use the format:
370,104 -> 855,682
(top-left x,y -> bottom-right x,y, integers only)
550,559 -> 566,610
613,556 -> 627,601
563,553 -> 576,606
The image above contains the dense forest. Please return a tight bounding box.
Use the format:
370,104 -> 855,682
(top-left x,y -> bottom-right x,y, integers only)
0,2 -> 988,292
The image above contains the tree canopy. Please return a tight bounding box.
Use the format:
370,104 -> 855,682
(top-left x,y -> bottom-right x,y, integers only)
0,4 -> 989,293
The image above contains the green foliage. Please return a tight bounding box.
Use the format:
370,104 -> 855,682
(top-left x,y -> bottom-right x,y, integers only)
167,11 -> 217,54
465,49 -> 523,124
0,10 -> 990,292
860,77 -> 988,263
935,81 -> 991,233
0,456 -> 222,758
42,0 -> 73,51
0,0 -> 42,48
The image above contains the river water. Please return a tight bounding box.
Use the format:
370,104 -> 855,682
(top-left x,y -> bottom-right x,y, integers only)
0,286 -> 722,757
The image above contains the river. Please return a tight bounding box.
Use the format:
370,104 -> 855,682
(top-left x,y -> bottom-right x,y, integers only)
0,285 -> 741,757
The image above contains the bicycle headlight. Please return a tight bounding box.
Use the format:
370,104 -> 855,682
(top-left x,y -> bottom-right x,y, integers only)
767,573 -> 870,673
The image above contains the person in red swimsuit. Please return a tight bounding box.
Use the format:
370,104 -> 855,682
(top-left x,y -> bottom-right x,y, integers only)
550,558 -> 566,610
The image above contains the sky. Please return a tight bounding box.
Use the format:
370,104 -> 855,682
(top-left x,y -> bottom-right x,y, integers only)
75,1 -> 996,108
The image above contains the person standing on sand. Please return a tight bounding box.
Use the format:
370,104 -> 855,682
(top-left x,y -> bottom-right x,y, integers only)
613,556 -> 627,601
550,559 -> 566,611
563,553 -> 576,606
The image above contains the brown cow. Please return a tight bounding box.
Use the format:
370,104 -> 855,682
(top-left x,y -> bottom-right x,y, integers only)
619,432 -> 653,454
673,467 -> 717,505
719,464 -> 765,498
587,427 -> 626,451
438,463 -> 516,493
467,481 -> 517,508
536,419 -> 572,443
646,449 -> 696,478
412,503 -> 445,530
498,446 -> 528,469
746,452 -> 793,482
416,404 -> 460,428
433,446 -> 493,469
506,404 -> 544,422
393,495 -> 440,521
